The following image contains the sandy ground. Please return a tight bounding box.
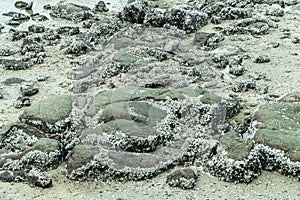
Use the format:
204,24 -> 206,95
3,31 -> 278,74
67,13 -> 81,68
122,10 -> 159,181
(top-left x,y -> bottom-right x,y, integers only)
0,166 -> 299,200
0,0 -> 299,199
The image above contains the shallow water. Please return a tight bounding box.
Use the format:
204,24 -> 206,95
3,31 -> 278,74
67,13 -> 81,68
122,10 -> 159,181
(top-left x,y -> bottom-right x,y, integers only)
0,0 -> 127,32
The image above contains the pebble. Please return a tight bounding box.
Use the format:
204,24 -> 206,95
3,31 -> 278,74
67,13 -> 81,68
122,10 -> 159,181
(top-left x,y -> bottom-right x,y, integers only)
20,82 -> 39,96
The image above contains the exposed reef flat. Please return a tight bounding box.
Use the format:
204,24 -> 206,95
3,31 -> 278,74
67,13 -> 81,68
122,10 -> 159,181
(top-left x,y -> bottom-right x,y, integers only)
0,0 -> 299,198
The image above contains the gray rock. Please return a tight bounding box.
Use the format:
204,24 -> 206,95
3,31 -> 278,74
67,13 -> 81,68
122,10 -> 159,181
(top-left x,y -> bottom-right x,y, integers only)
254,55 -> 270,63
28,25 -> 45,33
20,82 -> 39,96
94,1 -> 109,12
50,1 -> 93,22
2,59 -> 32,70
15,96 -> 31,108
123,0 -> 153,24
168,5 -> 208,33
2,77 -> 26,85
31,13 -> 48,21
15,1 -> 33,10
27,169 -> 52,188
166,168 -> 198,189
3,11 -> 30,21
266,4 -> 284,16
0,171 -> 14,182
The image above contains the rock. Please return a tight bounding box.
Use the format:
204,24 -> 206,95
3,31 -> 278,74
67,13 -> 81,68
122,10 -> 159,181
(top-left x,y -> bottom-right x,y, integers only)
15,96 -> 31,108
292,36 -> 300,44
123,0 -> 153,24
2,59 -> 32,70
254,55 -> 270,63
50,1 -> 93,22
27,169 -> 52,188
63,39 -> 91,56
254,102 -> 300,161
219,130 -> 253,160
2,77 -> 26,85
20,82 -> 39,96
266,4 -> 284,16
168,5 -> 208,33
66,145 -> 99,173
31,13 -> 49,21
166,168 -> 198,189
42,30 -> 60,41
193,32 -> 216,46
15,1 -> 33,10
232,79 -> 257,92
144,8 -> 168,27
219,7 -> 252,20
3,11 -> 30,21
0,171 -> 14,182
28,25 -> 45,33
19,95 -> 74,133
279,91 -> 300,103
94,1 -> 109,12
11,31 -> 30,41
13,171 -> 26,182
57,26 -> 80,36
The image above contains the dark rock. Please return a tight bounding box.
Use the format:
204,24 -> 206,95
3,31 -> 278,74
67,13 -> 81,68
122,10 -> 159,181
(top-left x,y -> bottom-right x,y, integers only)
63,39 -> 92,56
20,82 -> 39,96
232,79 -> 257,92
15,1 -> 33,10
254,55 -> 270,63
2,77 -> 26,85
2,59 -> 32,70
219,7 -> 252,20
123,0 -> 153,24
193,32 -> 216,46
11,31 -> 30,41
13,171 -> 26,182
0,171 -> 14,182
168,5 -> 208,33
5,20 -> 21,26
28,25 -> 45,33
15,96 -> 31,108
27,169 -> 52,188
50,1 -> 93,22
3,12 -> 30,21
42,30 -> 60,41
144,8 -> 168,27
57,26 -> 80,36
94,1 -> 109,12
166,168 -> 198,189
31,13 -> 49,21
292,36 -> 300,44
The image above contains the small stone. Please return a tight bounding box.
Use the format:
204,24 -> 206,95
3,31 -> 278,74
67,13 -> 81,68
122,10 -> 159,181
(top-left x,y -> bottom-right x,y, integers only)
27,169 -> 52,188
292,36 -> 300,44
20,82 -> 39,96
94,1 -> 109,12
166,168 -> 198,189
28,25 -> 45,33
15,96 -> 31,108
13,171 -> 26,182
254,55 -> 270,63
0,171 -> 14,182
